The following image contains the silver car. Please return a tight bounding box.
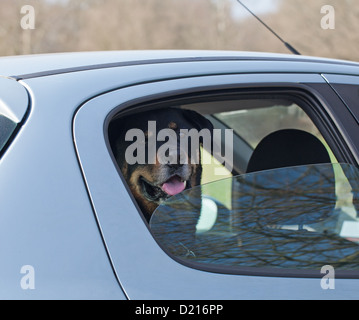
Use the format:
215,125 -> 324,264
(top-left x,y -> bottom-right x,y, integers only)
1,50 -> 359,300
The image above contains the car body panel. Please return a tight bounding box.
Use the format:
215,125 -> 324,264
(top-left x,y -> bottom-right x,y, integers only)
1,51 -> 359,299
0,76 -> 126,300
2,50 -> 359,80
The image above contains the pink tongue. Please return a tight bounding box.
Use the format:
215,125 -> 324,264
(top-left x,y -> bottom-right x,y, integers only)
162,176 -> 185,196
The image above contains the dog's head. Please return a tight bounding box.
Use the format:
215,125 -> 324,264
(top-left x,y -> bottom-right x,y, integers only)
109,108 -> 213,221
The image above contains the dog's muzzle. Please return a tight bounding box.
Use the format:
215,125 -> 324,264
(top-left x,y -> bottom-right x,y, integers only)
140,174 -> 187,202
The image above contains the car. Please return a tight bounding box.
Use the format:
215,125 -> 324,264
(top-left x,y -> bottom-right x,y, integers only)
1,50 -> 359,300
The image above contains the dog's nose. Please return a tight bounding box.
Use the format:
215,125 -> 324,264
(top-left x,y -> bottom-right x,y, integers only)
165,148 -> 187,169
167,151 -> 183,169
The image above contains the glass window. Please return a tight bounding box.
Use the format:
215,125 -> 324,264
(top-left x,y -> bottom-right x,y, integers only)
150,163 -> 359,273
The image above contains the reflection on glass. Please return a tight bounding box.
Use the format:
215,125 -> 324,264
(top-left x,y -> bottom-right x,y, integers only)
0,115 -> 17,152
150,164 -> 359,271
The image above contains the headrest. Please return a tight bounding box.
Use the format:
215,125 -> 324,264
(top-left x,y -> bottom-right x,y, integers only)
238,129 -> 336,226
246,129 -> 331,173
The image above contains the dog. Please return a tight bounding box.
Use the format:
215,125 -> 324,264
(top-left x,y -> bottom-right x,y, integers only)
109,107 -> 213,222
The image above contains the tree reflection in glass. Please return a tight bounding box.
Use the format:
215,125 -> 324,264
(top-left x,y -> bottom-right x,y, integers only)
150,164 -> 359,271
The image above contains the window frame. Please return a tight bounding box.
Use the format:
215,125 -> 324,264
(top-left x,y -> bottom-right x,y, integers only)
322,74 -> 359,126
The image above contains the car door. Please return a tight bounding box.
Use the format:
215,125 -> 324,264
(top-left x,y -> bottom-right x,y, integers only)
73,71 -> 359,299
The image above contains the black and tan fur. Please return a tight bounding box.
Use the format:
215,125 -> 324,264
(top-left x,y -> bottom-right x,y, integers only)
108,108 -> 213,221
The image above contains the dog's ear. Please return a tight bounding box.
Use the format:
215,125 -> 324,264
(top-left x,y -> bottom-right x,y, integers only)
181,109 -> 214,131
181,109 -> 214,152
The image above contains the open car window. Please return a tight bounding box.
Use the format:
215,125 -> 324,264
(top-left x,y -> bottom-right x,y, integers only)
150,163 -> 359,275
214,103 -> 324,149
108,89 -> 359,276
109,93 -> 341,219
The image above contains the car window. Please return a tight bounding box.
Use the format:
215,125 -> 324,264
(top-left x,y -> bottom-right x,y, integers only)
108,90 -> 357,275
108,94 -> 341,217
150,163 -> 359,273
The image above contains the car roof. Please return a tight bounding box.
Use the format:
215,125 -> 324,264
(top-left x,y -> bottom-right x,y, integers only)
1,50 -> 359,80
